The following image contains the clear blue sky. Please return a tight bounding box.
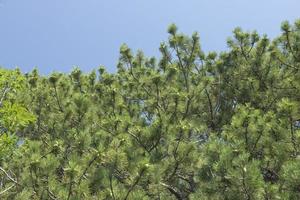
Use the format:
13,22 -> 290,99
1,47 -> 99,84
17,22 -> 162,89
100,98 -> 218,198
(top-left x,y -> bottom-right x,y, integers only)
0,0 -> 299,74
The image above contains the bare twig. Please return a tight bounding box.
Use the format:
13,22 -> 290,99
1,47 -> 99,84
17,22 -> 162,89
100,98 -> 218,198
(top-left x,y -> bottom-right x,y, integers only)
0,184 -> 15,195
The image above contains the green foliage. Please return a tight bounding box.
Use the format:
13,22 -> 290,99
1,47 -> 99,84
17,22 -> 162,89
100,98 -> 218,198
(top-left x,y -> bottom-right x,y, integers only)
0,102 -> 36,132
0,69 -> 35,162
1,20 -> 300,199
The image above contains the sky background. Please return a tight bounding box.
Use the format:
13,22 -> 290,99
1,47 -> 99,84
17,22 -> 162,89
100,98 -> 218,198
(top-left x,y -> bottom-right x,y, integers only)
0,0 -> 299,74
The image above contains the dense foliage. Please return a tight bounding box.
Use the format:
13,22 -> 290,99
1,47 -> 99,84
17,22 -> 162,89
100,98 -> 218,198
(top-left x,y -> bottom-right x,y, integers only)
0,20 -> 300,199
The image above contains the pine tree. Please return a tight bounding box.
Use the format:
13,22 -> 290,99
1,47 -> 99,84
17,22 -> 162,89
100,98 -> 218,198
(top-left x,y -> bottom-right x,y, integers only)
0,20 -> 299,199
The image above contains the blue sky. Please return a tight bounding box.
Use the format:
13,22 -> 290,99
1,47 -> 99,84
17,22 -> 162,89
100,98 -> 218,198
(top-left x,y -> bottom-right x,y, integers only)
0,0 -> 299,74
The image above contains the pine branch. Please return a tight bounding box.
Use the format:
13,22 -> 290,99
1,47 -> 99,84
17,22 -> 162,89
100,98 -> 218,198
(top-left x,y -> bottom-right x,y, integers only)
0,85 -> 10,107
0,167 -> 18,185
123,168 -> 146,200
